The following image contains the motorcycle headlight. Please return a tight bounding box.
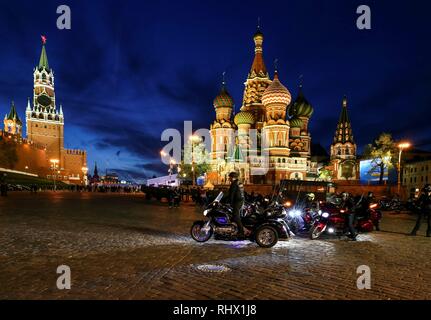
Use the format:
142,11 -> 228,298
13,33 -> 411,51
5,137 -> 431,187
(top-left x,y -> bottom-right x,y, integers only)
322,212 -> 330,218
203,209 -> 210,216
289,210 -> 302,217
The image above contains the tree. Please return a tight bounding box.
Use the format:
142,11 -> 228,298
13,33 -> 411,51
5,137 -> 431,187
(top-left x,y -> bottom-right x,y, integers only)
0,138 -> 18,169
180,137 -> 210,181
363,133 -> 397,185
318,168 -> 333,182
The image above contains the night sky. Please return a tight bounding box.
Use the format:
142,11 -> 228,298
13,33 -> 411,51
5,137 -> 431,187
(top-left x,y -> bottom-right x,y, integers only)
0,0 -> 430,182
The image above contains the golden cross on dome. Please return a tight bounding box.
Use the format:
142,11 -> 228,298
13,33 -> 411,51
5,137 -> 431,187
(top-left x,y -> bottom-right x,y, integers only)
274,58 -> 279,71
299,74 -> 304,87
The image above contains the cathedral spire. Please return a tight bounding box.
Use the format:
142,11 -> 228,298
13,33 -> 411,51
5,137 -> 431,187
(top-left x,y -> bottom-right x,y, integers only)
38,35 -> 49,70
249,23 -> 268,79
334,96 -> 354,144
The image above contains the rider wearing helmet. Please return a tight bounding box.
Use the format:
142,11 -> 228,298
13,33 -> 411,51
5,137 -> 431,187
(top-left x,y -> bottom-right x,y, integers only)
225,172 -> 249,237
304,193 -> 319,212
340,192 -> 358,240
410,184 -> 431,237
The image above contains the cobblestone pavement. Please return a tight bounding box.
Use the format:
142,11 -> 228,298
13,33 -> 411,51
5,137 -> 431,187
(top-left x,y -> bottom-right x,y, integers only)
0,192 -> 430,300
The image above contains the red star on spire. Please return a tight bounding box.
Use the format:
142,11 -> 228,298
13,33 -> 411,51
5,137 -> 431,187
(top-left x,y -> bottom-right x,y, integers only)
41,35 -> 47,45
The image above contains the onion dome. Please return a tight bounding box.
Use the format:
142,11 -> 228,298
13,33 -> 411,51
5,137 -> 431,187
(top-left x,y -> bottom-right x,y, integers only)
213,83 -> 234,109
289,117 -> 303,128
289,86 -> 313,118
262,71 -> 291,106
234,111 -> 255,126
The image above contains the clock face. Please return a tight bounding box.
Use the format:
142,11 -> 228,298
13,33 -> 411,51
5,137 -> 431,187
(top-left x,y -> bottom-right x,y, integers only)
37,94 -> 51,107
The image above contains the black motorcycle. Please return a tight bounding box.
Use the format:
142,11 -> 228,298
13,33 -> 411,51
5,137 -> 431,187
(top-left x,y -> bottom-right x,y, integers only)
190,192 -> 291,248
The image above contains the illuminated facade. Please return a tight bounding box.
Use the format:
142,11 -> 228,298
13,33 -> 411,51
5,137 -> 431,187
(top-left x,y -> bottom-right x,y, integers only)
329,96 -> 359,181
208,28 -> 315,185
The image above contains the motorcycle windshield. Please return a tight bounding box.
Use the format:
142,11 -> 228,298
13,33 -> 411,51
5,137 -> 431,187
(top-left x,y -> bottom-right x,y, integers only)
214,192 -> 224,203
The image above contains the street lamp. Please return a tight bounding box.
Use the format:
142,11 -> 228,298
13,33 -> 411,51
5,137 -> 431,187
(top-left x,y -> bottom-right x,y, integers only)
397,142 -> 411,195
189,135 -> 200,186
50,159 -> 59,191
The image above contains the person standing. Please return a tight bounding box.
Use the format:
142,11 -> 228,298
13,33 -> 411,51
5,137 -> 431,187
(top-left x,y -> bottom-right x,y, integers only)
225,172 -> 249,237
410,184 -> 431,237
340,192 -> 357,240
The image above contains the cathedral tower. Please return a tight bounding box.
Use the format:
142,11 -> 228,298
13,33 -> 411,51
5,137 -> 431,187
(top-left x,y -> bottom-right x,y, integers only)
261,69 -> 292,183
240,27 -> 272,128
288,84 -> 313,159
26,37 -> 64,168
210,77 -> 235,161
330,96 -> 358,180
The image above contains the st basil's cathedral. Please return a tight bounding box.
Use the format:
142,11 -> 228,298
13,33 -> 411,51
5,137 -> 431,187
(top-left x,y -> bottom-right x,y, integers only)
207,27 -> 359,185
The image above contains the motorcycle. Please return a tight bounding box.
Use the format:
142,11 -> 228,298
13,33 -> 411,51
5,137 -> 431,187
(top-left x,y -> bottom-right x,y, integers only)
190,192 -> 292,248
309,202 -> 382,240
379,197 -> 403,212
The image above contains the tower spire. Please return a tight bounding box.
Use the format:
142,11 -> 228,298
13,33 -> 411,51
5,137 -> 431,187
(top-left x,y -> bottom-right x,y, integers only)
38,35 -> 49,70
334,96 -> 354,144
249,22 -> 268,79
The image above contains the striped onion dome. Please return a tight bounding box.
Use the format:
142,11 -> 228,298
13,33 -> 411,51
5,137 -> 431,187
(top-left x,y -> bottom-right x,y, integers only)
262,71 -> 291,106
213,84 -> 234,108
234,111 -> 255,126
289,117 -> 303,128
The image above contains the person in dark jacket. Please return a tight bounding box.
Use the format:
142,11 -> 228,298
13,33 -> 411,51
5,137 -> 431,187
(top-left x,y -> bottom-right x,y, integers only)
410,184 -> 431,237
340,192 -> 357,240
225,172 -> 249,237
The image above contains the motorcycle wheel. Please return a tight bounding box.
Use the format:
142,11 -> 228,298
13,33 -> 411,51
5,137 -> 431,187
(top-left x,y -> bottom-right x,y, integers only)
190,222 -> 213,242
255,226 -> 278,248
309,225 -> 324,240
